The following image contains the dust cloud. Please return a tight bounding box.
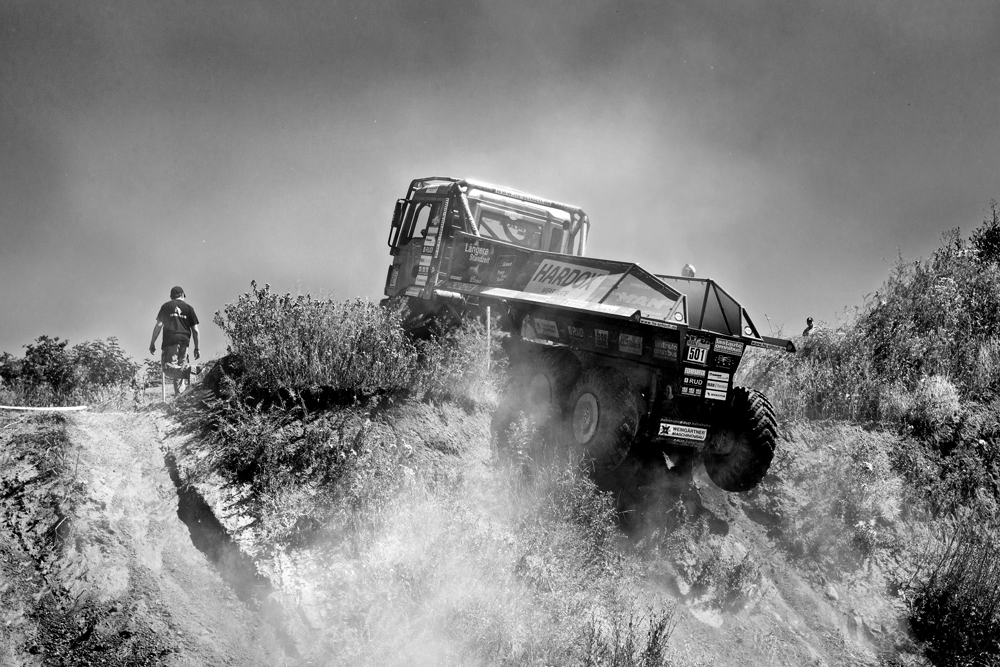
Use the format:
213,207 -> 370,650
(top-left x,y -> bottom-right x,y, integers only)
225,419 -> 678,666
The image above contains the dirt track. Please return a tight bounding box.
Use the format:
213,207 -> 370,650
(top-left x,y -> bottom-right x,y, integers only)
0,411 -> 289,666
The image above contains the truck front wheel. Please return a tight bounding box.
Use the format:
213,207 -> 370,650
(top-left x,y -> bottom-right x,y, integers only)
563,367 -> 640,473
703,386 -> 777,492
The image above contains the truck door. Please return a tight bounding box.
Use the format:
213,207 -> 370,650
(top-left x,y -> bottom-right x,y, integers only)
385,200 -> 445,297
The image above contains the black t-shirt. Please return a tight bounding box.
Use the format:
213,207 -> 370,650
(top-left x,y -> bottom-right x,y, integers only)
156,299 -> 199,346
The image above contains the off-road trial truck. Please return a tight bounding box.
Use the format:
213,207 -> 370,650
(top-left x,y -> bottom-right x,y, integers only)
384,176 -> 795,492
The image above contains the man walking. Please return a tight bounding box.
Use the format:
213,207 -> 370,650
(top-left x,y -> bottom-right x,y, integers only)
149,286 -> 200,394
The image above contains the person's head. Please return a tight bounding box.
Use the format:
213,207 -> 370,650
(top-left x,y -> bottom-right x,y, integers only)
806,317 -> 813,325
170,286 -> 186,300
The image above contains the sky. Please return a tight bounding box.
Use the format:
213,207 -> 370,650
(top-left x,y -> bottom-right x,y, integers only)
1,0 -> 998,360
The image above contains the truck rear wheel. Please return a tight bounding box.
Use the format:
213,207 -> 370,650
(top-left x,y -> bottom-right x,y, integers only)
492,348 -> 581,463
563,367 -> 640,473
703,386 -> 776,492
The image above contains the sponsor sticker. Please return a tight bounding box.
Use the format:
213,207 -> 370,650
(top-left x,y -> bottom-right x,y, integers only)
568,325 -> 586,339
708,371 -> 730,382
658,423 -> 708,441
705,389 -> 727,401
533,318 -> 560,338
493,255 -> 516,283
595,329 -> 609,349
389,266 -> 399,288
681,386 -> 702,397
405,286 -> 423,297
683,367 -> 707,378
714,339 -> 745,356
654,339 -> 679,360
683,377 -> 704,387
713,354 -> 736,370
415,274 -> 428,286
641,318 -> 679,330
463,242 -> 492,265
707,380 -> 728,391
525,260 -> 610,300
685,336 -> 710,364
605,274 -> 679,320
619,333 -> 643,355
417,265 -> 432,276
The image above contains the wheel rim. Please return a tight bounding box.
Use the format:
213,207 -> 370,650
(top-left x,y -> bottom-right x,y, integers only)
572,393 -> 599,443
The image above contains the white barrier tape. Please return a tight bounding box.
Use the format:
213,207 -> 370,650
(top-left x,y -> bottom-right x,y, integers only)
0,405 -> 89,412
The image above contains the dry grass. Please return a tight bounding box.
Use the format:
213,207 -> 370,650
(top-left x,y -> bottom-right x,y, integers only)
908,519 -> 1000,666
261,459 -> 679,667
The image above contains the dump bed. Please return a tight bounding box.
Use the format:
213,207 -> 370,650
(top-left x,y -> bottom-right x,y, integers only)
437,232 -> 689,327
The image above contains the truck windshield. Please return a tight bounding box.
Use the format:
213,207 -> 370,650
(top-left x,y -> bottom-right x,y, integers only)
477,206 -> 544,249
467,188 -> 575,254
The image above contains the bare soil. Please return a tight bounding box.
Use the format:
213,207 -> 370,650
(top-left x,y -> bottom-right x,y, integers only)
0,411 -> 290,666
1,408 -> 921,666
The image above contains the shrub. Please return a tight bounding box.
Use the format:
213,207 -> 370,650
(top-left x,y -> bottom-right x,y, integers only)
416,317 -> 504,409
213,282 -> 417,396
0,336 -> 140,407
739,204 -> 1000,423
71,338 -> 137,388
905,375 -> 961,442
909,520 -> 1000,666
21,335 -> 74,395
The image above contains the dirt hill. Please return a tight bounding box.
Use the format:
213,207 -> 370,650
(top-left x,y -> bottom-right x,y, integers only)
1,402 -> 924,666
0,411 -> 290,666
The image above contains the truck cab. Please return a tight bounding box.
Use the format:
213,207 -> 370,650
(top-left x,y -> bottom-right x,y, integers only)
385,177 -> 590,306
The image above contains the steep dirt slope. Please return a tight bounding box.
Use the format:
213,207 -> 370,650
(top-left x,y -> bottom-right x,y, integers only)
2,407 -> 920,666
652,423 -> 916,667
170,402 -> 913,665
0,411 -> 290,666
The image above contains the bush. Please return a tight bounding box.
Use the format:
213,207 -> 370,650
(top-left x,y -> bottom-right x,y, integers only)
905,375 -> 961,442
909,520 -> 1000,666
416,317 -> 504,409
0,335 -> 139,407
214,282 -> 417,397
739,204 -> 1000,423
71,338 -> 137,388
213,282 -> 505,412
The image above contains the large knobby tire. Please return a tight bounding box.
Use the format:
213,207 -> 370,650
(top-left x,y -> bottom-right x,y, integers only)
492,348 -> 581,463
703,386 -> 777,492
563,367 -> 640,474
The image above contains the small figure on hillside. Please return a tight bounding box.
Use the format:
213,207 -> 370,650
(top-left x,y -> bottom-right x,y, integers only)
803,317 -> 815,336
681,263 -> 696,278
149,286 -> 200,394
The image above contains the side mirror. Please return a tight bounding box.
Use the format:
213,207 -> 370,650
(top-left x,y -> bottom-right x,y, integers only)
387,199 -> 406,249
